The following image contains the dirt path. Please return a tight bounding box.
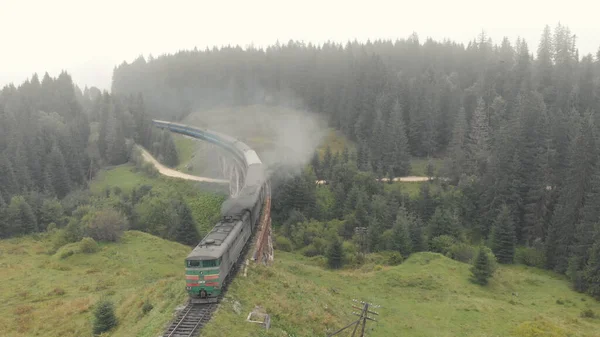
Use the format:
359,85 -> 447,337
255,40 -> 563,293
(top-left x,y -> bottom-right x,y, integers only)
316,176 -> 435,185
139,144 -> 434,185
138,146 -> 229,184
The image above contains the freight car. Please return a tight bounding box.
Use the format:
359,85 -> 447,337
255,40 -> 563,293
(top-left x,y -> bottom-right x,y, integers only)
152,120 -> 267,303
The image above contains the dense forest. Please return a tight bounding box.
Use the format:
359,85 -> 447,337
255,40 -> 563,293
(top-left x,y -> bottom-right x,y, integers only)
0,72 -> 182,241
112,24 -> 600,298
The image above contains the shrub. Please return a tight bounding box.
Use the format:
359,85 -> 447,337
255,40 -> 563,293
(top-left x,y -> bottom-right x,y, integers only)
448,242 -> 476,263
84,209 -> 128,242
302,244 -> 320,257
275,236 -> 293,252
387,251 -> 404,266
55,243 -> 80,259
46,222 -> 57,232
429,235 -> 455,255
327,239 -> 344,269
80,237 -> 99,253
580,309 -> 595,318
93,299 -> 118,335
515,246 -> 545,268
141,301 -> 153,315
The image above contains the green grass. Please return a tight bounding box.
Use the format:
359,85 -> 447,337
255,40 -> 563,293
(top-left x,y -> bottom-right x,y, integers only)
202,252 -> 600,337
90,163 -> 227,236
410,157 -> 444,176
90,165 -> 155,194
384,181 -> 426,198
317,128 -> 354,156
173,135 -> 198,171
0,231 -> 190,337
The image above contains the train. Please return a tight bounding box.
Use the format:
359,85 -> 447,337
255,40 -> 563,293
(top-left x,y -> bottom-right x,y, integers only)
153,120 -> 267,303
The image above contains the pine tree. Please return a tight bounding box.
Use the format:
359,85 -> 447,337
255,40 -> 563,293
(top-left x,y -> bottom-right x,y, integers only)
170,200 -> 199,245
428,207 -> 458,239
160,131 -> 179,167
93,299 -> 118,335
323,145 -> 333,178
385,100 -> 411,176
327,238 -> 343,269
584,241 -> 600,299
443,108 -> 467,183
471,247 -> 493,285
356,139 -> 370,171
409,216 -> 427,252
466,98 -> 490,176
0,152 -> 19,199
48,146 -> 71,199
310,151 -> 321,180
354,192 -> 369,227
491,205 -> 516,263
7,195 -> 38,235
391,206 -> 413,257
536,25 -> 555,105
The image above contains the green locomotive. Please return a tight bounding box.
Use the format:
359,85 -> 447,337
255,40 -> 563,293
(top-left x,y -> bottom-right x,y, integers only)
185,166 -> 266,303
152,119 -> 267,304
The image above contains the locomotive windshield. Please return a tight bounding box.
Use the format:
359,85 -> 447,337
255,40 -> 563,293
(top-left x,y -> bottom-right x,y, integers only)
186,259 -> 220,268
187,260 -> 200,267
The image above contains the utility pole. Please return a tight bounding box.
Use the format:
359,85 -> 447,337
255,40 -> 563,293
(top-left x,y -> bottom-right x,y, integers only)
354,227 -> 368,256
327,299 -> 380,337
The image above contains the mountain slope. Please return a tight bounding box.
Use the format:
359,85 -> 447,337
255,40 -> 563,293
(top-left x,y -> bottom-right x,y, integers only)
202,252 -> 600,337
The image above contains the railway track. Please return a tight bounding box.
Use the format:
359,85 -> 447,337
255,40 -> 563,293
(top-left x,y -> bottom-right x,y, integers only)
163,302 -> 216,337
162,205 -> 264,337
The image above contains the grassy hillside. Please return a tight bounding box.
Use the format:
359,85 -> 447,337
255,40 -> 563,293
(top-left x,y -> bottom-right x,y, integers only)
0,231 -> 190,337
202,252 -> 600,337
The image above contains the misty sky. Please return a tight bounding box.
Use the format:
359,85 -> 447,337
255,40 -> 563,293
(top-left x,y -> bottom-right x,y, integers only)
1,0 -> 598,91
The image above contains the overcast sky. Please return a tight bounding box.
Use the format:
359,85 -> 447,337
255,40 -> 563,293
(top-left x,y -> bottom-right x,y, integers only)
1,0 -> 598,91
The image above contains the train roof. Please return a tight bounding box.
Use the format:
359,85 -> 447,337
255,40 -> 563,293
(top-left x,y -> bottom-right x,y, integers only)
186,218 -> 244,260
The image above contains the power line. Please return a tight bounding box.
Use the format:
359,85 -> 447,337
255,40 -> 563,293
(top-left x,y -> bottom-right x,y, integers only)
327,299 -> 380,337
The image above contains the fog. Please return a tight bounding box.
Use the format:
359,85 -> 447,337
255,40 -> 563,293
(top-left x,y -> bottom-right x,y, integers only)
182,104 -> 327,177
1,0 -> 599,90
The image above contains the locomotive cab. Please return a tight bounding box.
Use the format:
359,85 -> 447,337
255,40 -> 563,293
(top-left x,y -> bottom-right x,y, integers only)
185,256 -> 222,303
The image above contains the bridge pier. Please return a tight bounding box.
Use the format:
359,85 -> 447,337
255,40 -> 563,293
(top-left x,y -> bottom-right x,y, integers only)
217,152 -> 244,198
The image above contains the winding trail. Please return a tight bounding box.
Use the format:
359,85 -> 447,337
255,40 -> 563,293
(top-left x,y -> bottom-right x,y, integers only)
138,146 -> 229,184
138,145 -> 433,185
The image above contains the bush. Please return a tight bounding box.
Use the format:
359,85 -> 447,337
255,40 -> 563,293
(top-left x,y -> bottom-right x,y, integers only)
141,301 -> 153,315
302,244 -> 320,257
515,246 -> 545,268
55,243 -> 80,259
93,299 -> 118,335
448,243 -> 476,263
387,251 -> 404,266
430,235 -> 455,255
580,309 -> 596,318
80,237 -> 99,253
46,222 -> 57,232
84,209 -> 128,242
274,236 -> 293,252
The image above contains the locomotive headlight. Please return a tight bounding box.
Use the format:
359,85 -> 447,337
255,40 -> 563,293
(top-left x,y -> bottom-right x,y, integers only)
186,287 -> 191,290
